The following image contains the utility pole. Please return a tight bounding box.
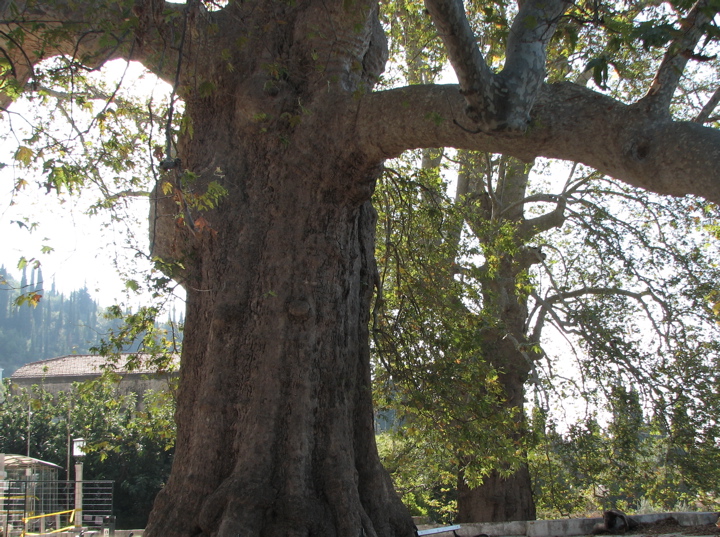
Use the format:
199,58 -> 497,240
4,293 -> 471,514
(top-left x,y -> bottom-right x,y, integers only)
72,438 -> 85,531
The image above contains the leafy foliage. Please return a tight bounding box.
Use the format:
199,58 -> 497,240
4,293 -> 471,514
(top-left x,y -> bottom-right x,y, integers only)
376,432 -> 458,524
1,0 -> 720,530
1,56 -> 195,336
0,374 -> 176,529
372,149 -> 720,519
530,386 -> 720,517
373,153 -> 526,494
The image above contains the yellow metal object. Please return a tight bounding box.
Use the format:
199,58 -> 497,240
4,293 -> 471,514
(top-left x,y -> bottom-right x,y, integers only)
21,508 -> 80,536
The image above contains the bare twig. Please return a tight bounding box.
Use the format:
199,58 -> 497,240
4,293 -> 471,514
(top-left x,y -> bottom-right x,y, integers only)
694,85 -> 720,123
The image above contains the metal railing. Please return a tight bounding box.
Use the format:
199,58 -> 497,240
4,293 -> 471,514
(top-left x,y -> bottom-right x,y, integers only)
0,480 -> 113,537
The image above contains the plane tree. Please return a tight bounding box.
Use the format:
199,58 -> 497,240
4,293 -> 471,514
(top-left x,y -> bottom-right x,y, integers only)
373,153 -> 545,522
372,0 -> 720,522
373,151 -> 720,521
379,0 -> 720,517
2,0 -> 720,534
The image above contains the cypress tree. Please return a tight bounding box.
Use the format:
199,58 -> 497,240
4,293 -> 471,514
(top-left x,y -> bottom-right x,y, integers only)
0,265 -> 9,322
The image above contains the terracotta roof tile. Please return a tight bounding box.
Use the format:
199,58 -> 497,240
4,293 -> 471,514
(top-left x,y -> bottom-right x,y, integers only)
10,354 -> 179,379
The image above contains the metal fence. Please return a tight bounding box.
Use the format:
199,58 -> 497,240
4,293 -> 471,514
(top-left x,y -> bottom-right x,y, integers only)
0,479 -> 113,536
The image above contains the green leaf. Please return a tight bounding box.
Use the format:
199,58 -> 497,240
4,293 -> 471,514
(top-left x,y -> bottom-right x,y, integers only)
14,146 -> 34,167
198,80 -> 216,98
585,56 -> 610,90
125,279 -> 140,292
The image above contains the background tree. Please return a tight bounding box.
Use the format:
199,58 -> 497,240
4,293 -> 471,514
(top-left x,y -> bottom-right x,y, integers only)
373,0 -> 720,522
373,151 -> 720,522
2,0 -> 720,534
528,389 -> 720,517
374,151 -> 546,522
0,267 -> 102,371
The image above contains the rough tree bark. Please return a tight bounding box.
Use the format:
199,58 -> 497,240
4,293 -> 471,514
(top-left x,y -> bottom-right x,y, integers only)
2,0 -> 720,533
459,281 -> 537,522
139,4 -> 420,534
146,104 -> 416,536
458,467 -> 535,523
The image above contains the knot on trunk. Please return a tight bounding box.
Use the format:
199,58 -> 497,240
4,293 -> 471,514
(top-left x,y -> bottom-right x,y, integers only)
287,299 -> 312,320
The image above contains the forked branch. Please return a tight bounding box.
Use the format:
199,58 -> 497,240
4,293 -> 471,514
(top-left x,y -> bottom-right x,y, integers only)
359,82 -> 720,203
500,0 -> 568,128
424,0 -> 568,132
423,0 -> 498,125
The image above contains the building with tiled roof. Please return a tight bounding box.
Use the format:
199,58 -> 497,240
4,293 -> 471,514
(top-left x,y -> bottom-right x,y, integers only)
10,353 -> 179,397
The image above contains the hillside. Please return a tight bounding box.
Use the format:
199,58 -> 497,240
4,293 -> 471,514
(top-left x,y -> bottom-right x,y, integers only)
0,265 -> 182,375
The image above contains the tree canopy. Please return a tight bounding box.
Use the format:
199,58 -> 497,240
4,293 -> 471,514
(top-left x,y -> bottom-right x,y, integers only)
2,0 -> 720,200
372,147 -> 720,521
2,0 -> 719,534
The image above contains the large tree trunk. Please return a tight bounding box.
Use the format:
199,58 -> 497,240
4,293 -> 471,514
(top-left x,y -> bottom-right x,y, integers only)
456,365 -> 535,522
453,159 -> 539,523
458,467 -> 535,523
145,77 -> 415,535
457,348 -> 536,523
8,0 -> 718,533
136,1 -> 417,534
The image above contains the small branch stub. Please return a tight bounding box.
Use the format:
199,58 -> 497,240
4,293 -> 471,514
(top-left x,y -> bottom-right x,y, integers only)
288,299 -> 312,320
160,158 -> 182,171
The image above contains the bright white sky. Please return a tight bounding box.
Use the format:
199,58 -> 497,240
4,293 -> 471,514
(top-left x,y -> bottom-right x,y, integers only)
0,61 -> 174,307
0,170 -> 140,305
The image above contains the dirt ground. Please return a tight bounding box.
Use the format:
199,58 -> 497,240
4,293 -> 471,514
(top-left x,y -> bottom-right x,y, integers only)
630,517 -> 720,536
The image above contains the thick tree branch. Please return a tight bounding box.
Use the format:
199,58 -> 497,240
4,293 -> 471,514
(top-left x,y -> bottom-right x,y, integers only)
500,0 -> 568,128
423,0 -> 497,125
425,0 -> 568,131
292,0 -> 386,91
529,290 -> 577,344
0,0 -> 184,110
498,193 -> 562,218
639,0 -> 715,118
517,196 -> 566,239
0,2 -> 76,108
357,82 -> 720,203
